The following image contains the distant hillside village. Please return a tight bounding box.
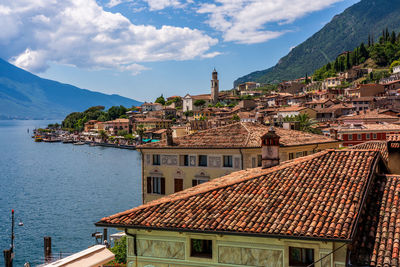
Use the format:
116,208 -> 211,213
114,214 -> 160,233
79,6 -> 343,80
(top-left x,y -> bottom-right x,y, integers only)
30,30 -> 400,267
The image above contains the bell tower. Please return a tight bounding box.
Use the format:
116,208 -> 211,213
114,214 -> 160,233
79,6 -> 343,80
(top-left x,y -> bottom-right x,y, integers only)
211,68 -> 219,104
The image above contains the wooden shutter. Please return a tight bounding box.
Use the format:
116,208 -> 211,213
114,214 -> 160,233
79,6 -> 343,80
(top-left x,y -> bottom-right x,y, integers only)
174,179 -> 183,192
192,179 -> 198,187
161,177 -> 165,195
147,177 -> 152,193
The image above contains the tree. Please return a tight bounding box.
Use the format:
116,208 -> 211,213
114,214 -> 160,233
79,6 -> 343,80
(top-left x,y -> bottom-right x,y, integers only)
390,60 -> 400,73
99,130 -> 108,142
194,99 -> 206,107
232,114 -> 240,122
110,236 -> 126,264
391,31 -> 397,44
183,110 -> 193,119
117,130 -> 128,136
155,94 -> 166,105
282,114 -> 320,134
135,124 -> 145,144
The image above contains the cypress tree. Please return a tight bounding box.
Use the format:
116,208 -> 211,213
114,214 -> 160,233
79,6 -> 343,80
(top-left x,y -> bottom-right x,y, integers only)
334,58 -> 339,72
368,34 -> 371,47
386,27 -> 389,41
346,52 -> 351,70
391,31 -> 396,44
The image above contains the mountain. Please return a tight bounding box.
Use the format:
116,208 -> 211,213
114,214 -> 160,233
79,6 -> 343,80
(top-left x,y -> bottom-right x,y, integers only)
0,58 -> 142,120
234,0 -> 400,86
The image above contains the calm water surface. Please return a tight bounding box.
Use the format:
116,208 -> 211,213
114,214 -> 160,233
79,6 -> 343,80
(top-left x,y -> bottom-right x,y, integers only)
0,120 -> 141,266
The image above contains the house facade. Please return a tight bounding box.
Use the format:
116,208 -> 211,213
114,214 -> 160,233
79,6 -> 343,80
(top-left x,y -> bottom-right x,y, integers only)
136,122 -> 340,204
331,123 -> 400,146
97,147 -> 397,267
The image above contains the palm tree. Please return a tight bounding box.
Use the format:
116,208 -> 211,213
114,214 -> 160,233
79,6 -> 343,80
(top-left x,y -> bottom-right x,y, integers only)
283,114 -> 320,134
135,124 -> 145,144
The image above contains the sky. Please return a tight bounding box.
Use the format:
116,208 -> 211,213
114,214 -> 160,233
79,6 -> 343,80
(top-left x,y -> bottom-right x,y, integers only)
0,0 -> 360,102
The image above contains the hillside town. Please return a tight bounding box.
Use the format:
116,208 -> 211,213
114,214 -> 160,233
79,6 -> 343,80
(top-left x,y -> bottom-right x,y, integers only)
85,66 -> 400,266
28,54 -> 400,266
67,65 -> 400,149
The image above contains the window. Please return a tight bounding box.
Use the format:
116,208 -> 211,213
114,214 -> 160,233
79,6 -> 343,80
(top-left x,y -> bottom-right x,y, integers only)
198,155 -> 208,167
257,155 -> 262,167
146,177 -> 165,195
180,155 -> 189,166
174,179 -> 183,192
373,133 -> 377,139
357,134 -> 362,140
289,247 -> 314,267
153,154 -> 160,165
295,152 -> 303,158
289,153 -> 294,160
223,155 -> 233,167
303,151 -> 308,156
348,134 -> 353,140
190,239 -> 212,258
366,133 -> 370,139
192,179 -> 209,186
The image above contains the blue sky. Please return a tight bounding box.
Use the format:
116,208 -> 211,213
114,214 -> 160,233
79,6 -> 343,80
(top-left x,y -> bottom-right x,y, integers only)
0,0 -> 359,102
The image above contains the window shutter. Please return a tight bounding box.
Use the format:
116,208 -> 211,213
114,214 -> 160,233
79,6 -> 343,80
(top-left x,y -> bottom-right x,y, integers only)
147,177 -> 152,193
161,177 -> 165,195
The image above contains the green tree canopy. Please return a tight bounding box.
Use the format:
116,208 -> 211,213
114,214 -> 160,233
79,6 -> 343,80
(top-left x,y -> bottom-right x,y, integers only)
155,94 -> 166,105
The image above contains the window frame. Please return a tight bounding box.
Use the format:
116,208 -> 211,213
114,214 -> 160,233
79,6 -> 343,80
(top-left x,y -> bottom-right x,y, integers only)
288,246 -> 314,267
190,239 -> 213,259
223,155 -> 233,168
146,176 -> 165,195
152,154 -> 161,165
198,155 -> 208,167
180,154 -> 189,166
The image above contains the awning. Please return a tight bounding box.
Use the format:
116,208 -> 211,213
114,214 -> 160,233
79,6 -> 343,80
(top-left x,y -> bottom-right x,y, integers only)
41,245 -> 114,267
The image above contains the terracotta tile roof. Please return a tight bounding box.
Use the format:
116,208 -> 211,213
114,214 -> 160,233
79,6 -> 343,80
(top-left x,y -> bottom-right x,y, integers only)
276,106 -> 311,112
137,122 -> 338,149
96,150 -> 380,240
387,134 -> 400,142
350,141 -> 389,162
338,112 -> 398,121
351,175 -> 400,266
335,123 -> 400,133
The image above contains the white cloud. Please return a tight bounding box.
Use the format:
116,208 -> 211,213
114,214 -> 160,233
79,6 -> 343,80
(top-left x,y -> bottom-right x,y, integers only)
106,0 -> 125,8
198,0 -> 343,44
144,0 -> 183,11
0,0 -> 218,74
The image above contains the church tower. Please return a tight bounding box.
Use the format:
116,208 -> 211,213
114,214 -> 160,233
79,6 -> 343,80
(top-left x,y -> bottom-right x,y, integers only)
211,68 -> 219,104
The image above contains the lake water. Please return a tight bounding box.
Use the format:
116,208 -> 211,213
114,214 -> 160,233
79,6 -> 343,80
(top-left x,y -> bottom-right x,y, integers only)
0,120 -> 142,266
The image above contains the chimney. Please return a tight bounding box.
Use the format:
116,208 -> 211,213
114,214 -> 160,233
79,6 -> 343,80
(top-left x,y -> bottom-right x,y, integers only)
261,127 -> 280,169
166,127 -> 173,146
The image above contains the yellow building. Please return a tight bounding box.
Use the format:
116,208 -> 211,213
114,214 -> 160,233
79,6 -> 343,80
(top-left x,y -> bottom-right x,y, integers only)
134,118 -> 173,131
137,122 -> 341,204
96,149 -> 394,267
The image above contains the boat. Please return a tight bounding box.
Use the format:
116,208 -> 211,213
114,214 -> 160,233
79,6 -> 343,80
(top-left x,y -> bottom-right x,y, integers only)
62,139 -> 74,144
73,141 -> 85,145
34,135 -> 43,142
18,221 -> 24,226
